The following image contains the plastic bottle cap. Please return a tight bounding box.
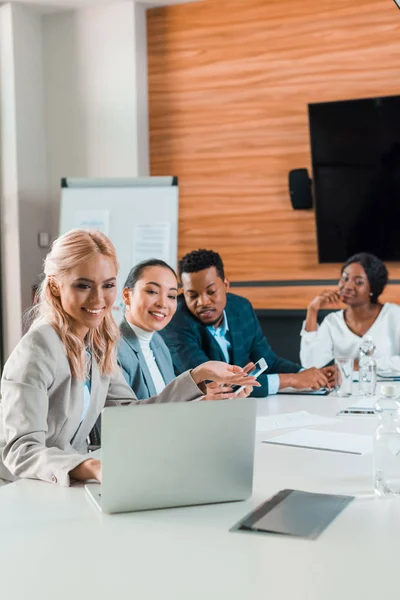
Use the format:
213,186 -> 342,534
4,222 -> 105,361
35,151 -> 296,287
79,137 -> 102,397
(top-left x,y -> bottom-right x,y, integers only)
379,384 -> 396,397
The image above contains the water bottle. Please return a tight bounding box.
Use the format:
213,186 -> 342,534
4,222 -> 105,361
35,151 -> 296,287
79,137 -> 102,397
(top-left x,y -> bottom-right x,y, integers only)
373,385 -> 400,497
359,337 -> 377,396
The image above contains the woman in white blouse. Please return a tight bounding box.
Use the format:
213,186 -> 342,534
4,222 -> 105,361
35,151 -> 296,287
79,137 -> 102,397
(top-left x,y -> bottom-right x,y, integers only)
118,259 -> 243,400
300,253 -> 400,373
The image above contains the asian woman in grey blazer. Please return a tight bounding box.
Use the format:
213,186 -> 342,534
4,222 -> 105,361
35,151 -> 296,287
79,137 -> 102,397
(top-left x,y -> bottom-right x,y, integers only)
0,230 -> 257,488
118,259 -> 240,401
118,259 -> 177,398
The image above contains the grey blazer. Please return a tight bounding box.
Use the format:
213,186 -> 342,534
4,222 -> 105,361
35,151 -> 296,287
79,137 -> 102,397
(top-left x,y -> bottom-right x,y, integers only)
0,324 -> 204,487
118,318 -> 175,399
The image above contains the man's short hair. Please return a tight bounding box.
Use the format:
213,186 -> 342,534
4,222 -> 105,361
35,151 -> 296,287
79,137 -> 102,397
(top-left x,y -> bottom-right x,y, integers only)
179,249 -> 225,280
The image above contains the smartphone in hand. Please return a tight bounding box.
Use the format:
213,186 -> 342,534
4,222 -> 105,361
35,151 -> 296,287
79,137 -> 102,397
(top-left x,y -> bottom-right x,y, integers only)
232,358 -> 268,395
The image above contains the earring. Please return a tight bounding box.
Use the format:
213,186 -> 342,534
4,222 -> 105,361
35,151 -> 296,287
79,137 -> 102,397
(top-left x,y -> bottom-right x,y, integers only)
369,293 -> 373,296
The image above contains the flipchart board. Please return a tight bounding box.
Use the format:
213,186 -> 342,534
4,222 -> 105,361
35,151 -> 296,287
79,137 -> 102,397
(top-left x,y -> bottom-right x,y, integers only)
59,177 -> 179,323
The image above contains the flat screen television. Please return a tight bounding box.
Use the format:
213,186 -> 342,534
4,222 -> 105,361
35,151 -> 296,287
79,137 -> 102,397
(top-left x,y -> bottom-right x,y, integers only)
308,94 -> 400,263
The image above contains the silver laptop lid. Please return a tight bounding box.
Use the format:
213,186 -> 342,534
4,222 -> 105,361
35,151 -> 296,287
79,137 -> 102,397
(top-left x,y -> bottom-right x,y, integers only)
100,398 -> 257,513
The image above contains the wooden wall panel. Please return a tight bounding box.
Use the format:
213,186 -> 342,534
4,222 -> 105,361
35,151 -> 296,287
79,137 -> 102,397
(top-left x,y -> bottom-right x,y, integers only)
147,0 -> 400,306
233,285 -> 400,310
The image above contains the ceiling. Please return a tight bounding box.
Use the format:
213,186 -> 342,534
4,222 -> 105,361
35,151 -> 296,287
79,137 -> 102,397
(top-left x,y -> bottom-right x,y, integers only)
4,0 -> 201,13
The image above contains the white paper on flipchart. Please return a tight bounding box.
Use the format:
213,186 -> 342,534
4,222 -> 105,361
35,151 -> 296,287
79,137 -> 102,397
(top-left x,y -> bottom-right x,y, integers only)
132,223 -> 171,265
74,210 -> 110,235
264,429 -> 373,455
256,411 -> 338,432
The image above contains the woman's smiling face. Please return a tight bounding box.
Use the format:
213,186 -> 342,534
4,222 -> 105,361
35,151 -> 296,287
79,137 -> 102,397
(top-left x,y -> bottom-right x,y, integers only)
123,265 -> 178,332
52,253 -> 117,340
338,262 -> 371,306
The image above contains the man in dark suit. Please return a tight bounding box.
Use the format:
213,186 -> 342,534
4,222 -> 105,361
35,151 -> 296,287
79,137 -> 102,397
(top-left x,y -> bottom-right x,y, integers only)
161,249 -> 333,397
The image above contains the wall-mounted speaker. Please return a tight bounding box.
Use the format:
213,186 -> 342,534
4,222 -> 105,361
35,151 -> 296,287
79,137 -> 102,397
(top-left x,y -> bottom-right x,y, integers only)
288,168 -> 313,210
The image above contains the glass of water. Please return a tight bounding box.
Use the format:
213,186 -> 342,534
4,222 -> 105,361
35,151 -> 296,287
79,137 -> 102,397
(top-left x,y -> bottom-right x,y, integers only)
335,358 -> 354,397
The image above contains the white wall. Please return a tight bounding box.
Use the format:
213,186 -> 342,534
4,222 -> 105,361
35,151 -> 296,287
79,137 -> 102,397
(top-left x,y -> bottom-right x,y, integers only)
0,0 -> 150,360
0,3 -> 23,355
133,1 -> 149,176
43,0 -> 150,236
12,3 -> 50,322
0,3 -> 49,355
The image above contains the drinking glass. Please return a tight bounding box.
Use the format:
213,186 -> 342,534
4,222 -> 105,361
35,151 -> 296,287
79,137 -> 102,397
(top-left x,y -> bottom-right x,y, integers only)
335,358 -> 354,397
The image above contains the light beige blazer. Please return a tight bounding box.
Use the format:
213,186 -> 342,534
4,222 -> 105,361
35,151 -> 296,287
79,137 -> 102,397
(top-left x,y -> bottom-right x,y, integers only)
0,324 -> 204,486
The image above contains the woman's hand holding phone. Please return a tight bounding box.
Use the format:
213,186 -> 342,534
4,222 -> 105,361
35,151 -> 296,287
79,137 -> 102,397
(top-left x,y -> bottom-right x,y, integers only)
231,358 -> 268,395
203,381 -> 255,401
196,360 -> 266,400
191,361 -> 260,388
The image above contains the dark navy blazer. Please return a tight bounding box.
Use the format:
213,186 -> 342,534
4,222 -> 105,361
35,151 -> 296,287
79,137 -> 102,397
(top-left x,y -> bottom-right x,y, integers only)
160,293 -> 301,397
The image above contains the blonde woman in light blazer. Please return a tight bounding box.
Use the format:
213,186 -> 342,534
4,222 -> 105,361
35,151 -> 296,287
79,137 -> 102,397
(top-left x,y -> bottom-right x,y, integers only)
0,230 -> 257,488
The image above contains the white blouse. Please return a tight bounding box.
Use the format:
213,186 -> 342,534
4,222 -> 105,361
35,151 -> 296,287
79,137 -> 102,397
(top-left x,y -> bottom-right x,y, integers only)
127,322 -> 166,394
300,302 -> 400,374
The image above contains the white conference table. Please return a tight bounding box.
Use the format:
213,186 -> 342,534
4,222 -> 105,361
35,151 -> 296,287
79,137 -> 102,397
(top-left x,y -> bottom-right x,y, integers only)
1,391 -> 400,600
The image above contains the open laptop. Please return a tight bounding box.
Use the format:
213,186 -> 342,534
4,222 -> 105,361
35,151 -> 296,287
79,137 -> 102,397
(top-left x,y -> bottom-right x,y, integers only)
85,397 -> 257,514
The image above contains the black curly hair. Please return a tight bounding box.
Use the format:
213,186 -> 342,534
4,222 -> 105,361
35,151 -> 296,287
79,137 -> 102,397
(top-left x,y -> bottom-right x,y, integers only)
179,249 -> 225,280
342,253 -> 388,304
123,259 -> 177,289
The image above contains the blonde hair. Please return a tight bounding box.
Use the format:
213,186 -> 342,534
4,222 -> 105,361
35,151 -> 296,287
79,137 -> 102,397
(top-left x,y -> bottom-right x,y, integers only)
33,229 -> 119,380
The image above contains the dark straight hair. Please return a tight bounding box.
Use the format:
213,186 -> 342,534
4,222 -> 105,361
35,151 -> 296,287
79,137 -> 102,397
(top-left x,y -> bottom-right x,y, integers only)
123,259 -> 177,290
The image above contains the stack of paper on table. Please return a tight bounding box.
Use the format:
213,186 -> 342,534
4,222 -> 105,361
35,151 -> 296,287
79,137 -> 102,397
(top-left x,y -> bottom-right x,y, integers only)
346,397 -> 377,410
264,429 -> 372,455
256,411 -> 338,432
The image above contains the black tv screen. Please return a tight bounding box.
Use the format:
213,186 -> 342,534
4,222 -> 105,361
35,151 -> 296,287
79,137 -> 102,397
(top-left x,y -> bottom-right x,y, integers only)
308,95 -> 400,263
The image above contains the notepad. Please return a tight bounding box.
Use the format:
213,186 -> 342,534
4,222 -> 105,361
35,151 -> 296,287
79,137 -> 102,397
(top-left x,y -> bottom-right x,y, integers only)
256,411 -> 338,432
232,489 -> 354,540
263,429 -> 373,455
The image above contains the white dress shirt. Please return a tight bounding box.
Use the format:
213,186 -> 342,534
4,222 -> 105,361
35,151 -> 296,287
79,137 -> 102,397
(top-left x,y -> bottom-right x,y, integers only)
206,311 -> 232,362
207,311 -> 281,395
300,302 -> 400,373
127,322 -> 166,393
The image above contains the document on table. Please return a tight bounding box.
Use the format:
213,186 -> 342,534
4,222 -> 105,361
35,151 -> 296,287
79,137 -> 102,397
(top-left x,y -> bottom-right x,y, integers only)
256,411 -> 338,432
347,397 -> 377,410
263,429 -> 373,455
377,372 -> 400,381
